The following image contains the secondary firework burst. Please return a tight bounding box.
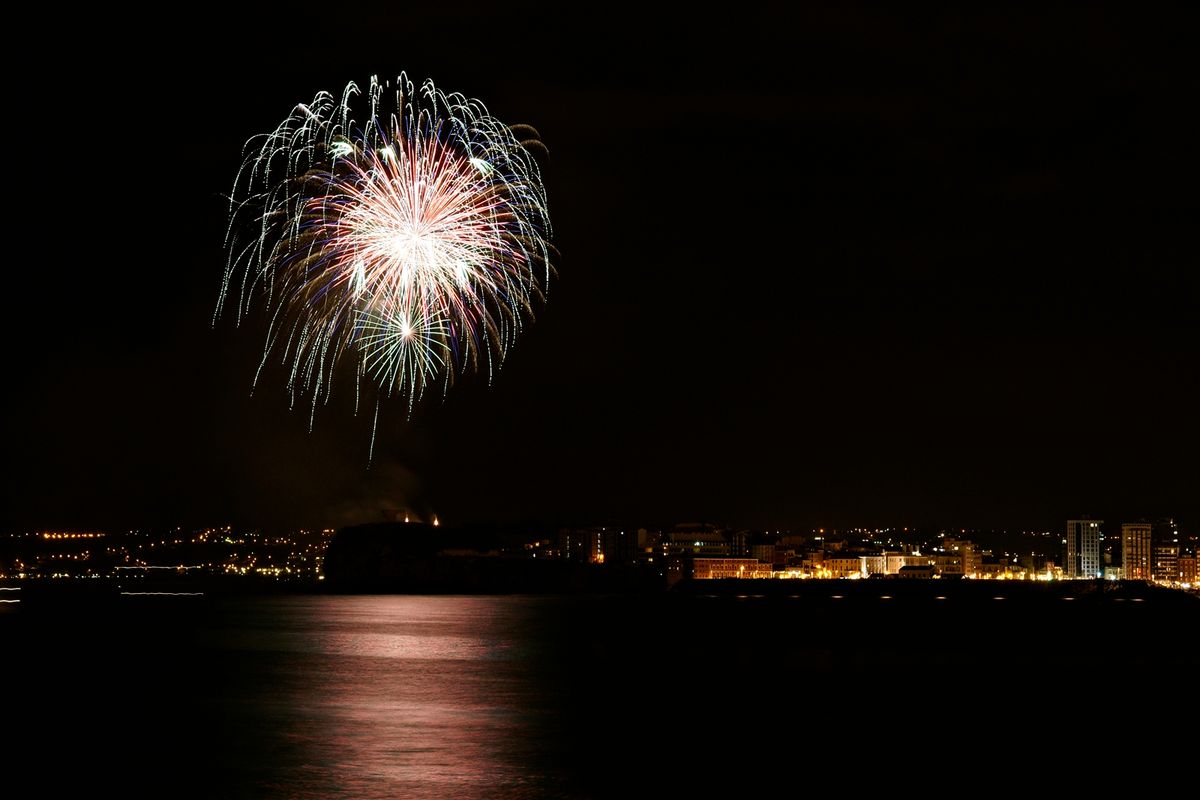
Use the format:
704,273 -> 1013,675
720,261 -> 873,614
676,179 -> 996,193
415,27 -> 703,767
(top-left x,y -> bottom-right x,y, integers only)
216,73 -> 554,455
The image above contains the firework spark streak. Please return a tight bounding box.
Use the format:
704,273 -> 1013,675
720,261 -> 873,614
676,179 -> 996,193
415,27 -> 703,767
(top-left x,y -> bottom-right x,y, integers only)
216,74 -> 554,456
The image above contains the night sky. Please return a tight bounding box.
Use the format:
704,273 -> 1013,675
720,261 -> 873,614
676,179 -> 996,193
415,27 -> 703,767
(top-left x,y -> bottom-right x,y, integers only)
4,3 -> 1195,536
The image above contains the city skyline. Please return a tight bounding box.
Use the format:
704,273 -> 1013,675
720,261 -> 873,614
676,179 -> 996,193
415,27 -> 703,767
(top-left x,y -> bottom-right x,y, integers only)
5,516 -> 1197,601
4,3 -> 1195,538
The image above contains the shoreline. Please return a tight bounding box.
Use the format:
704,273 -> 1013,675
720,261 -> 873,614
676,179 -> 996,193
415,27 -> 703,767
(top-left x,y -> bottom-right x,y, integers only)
3,573 -> 1198,607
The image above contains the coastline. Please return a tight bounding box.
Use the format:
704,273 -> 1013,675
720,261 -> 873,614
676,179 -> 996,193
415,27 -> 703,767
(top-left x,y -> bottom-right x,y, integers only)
4,572 -> 1198,607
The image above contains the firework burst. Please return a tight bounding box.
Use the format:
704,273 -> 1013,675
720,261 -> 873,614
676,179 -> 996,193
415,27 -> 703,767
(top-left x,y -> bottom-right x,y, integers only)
217,73 -> 554,455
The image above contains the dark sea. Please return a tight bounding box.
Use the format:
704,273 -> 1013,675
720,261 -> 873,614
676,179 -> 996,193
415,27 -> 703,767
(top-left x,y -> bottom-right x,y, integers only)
4,584 -> 1197,798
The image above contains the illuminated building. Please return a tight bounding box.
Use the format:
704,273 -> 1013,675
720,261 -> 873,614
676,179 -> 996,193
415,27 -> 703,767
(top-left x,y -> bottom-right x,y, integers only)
1065,519 -> 1102,579
1178,554 -> 1196,586
929,553 -> 965,577
824,556 -> 864,579
558,528 -> 604,563
1151,519 -> 1179,583
690,558 -> 774,579
941,539 -> 980,576
1121,522 -> 1152,580
861,551 -> 928,577
665,523 -> 730,556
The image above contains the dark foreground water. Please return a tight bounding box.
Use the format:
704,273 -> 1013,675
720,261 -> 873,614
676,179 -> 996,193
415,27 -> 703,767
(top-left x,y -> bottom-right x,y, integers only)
4,586 -> 1198,798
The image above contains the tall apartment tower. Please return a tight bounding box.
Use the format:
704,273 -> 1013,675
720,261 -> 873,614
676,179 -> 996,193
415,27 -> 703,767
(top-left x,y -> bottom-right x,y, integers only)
1151,518 -> 1180,583
1065,519 -> 1102,579
1121,522 -> 1153,580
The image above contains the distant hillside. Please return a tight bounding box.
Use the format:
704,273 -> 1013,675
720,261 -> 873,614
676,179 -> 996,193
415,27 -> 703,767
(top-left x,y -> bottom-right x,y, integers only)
322,521 -> 661,594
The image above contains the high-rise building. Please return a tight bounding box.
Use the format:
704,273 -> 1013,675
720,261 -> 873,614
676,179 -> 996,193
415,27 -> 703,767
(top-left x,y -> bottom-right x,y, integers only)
942,538 -> 980,577
1121,521 -> 1153,580
1151,518 -> 1180,583
601,528 -> 636,566
1179,553 -> 1197,586
1065,519 -> 1102,579
558,527 -> 604,563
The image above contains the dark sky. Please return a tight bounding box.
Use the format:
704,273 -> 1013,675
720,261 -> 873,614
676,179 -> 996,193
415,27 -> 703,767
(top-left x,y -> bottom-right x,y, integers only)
4,3 -> 1195,536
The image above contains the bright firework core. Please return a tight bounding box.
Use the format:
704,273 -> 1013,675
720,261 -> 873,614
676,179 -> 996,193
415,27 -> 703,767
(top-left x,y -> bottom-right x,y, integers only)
217,74 -> 554,455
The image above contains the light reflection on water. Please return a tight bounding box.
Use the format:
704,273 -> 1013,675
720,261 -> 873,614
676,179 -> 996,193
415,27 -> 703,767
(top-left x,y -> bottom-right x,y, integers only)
201,595 -> 574,800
